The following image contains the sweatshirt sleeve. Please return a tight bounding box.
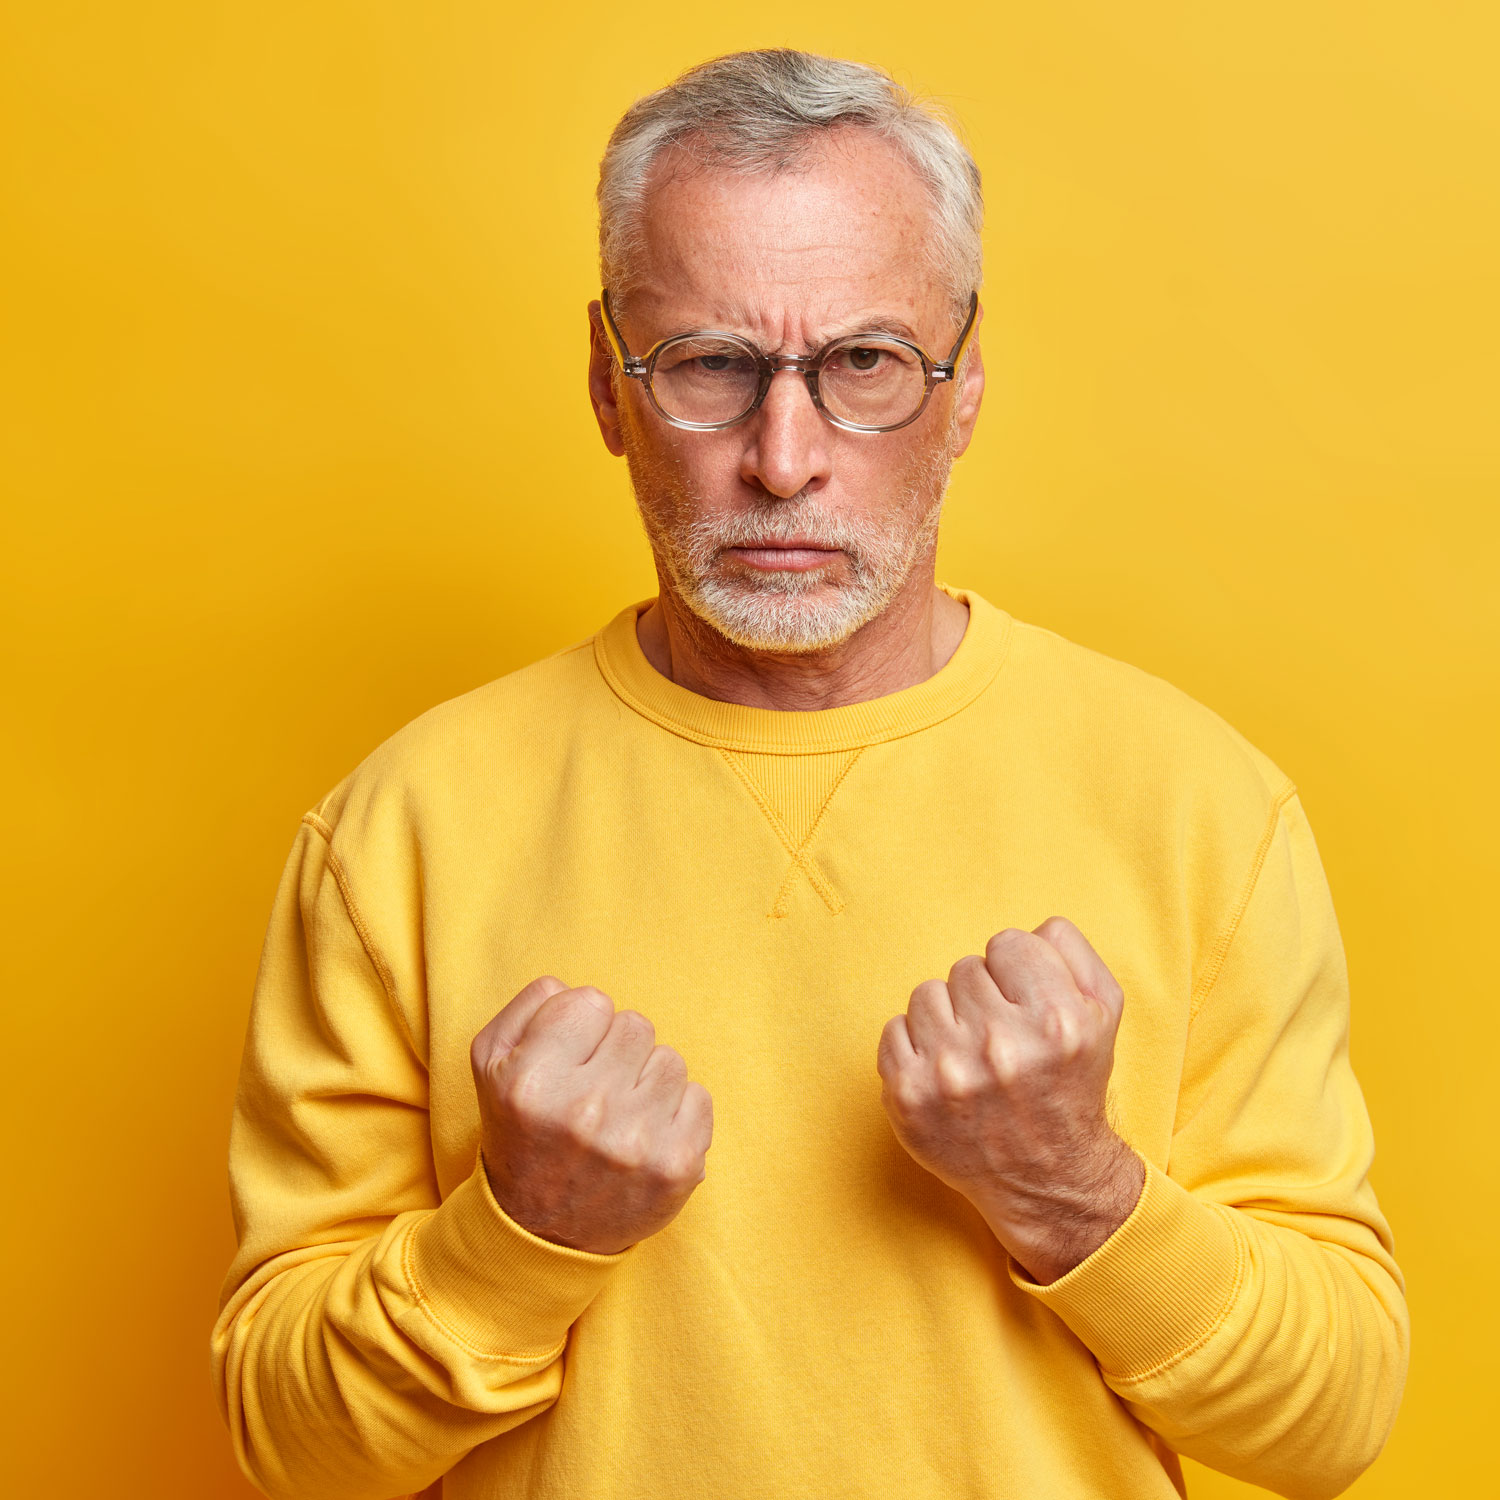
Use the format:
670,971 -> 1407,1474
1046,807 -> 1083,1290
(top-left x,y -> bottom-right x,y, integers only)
1006,786 -> 1409,1500
211,815 -> 631,1500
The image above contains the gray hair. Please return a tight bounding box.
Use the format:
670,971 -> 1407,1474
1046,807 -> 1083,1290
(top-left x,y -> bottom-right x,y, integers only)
596,49 -> 983,324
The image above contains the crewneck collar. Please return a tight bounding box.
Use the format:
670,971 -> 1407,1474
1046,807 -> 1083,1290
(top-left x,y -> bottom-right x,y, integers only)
592,583 -> 1013,754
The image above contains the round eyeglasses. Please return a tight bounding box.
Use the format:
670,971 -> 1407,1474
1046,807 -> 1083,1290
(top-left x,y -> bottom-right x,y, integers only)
598,289 -> 979,434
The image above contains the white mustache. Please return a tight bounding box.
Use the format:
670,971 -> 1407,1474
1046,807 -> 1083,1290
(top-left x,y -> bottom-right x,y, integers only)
686,502 -> 869,554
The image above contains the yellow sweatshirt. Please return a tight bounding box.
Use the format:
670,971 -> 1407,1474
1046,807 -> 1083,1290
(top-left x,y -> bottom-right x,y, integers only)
212,585 -> 1408,1500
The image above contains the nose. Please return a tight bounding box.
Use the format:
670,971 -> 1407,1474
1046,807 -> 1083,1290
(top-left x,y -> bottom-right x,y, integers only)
739,367 -> 833,499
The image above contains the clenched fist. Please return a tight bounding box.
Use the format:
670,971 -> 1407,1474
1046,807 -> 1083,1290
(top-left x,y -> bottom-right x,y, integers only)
470,976 -> 713,1255
876,917 -> 1145,1284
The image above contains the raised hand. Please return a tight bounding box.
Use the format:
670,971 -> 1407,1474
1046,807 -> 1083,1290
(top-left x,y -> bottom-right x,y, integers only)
470,976 -> 713,1255
876,917 -> 1145,1284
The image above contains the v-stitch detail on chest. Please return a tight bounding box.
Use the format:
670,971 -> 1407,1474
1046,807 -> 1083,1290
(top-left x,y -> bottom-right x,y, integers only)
717,745 -> 865,917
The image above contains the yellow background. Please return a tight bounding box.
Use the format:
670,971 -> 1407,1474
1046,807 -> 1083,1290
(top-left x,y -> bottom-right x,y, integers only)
3,3 -> 1495,1494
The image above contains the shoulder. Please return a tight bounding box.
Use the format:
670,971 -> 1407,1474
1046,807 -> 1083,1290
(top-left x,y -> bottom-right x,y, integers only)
988,612 -> 1298,879
1014,615 -> 1296,792
306,633 -> 607,841
992,611 -> 1311,982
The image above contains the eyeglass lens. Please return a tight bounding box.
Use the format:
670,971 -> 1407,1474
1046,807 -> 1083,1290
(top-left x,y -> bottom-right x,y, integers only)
648,336 -> 928,428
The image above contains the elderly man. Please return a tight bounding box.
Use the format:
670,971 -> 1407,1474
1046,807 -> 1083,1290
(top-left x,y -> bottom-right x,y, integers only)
213,48 -> 1407,1500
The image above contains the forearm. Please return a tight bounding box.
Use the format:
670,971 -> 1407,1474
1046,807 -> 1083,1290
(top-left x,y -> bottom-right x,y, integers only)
214,821 -> 631,1498
1010,1154 -> 1409,1500
1147,1205 -> 1408,1498
213,1160 -> 626,1500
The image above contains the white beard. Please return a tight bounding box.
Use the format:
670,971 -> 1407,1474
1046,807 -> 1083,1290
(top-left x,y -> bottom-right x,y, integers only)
623,422 -> 959,655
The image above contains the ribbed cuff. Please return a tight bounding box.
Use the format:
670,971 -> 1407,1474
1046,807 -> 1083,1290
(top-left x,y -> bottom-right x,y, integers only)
402,1156 -> 631,1359
1007,1151 -> 1246,1381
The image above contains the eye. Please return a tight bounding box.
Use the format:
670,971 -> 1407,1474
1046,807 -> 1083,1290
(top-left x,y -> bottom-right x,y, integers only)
696,355 -> 732,372
846,346 -> 883,372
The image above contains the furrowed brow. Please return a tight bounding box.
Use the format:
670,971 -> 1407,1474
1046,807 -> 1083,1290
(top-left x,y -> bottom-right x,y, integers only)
694,307 -> 925,354
820,317 -> 922,345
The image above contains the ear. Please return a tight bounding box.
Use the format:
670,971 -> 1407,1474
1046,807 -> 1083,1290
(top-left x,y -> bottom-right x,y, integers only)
587,299 -> 626,458
949,300 -> 986,460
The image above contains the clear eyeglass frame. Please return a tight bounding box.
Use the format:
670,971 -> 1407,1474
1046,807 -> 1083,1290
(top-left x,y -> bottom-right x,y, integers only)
598,288 -> 980,434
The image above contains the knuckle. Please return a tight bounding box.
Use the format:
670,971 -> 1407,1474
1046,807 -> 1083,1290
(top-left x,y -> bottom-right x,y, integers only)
982,1029 -> 1019,1084
685,1082 -> 714,1136
909,978 -> 949,1011
563,1090 -> 607,1141
948,953 -> 987,986
986,926 -> 1040,964
608,1122 -> 650,1170
877,1018 -> 906,1068
617,1009 -> 655,1042
568,985 -> 613,1013
519,974 -> 567,1005
660,1141 -> 703,1184
532,995 -> 573,1030
651,1044 -> 687,1079
490,1055 -> 518,1095
1045,1004 -> 1089,1060
934,1049 -> 979,1101
499,1059 -> 546,1113
889,1072 -> 926,1116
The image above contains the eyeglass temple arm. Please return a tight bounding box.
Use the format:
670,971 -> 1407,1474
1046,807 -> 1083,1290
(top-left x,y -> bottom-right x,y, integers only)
599,290 -> 648,377
932,292 -> 980,382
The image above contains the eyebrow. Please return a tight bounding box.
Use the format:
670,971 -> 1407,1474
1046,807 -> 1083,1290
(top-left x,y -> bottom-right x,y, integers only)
823,317 -> 923,346
668,311 -> 926,351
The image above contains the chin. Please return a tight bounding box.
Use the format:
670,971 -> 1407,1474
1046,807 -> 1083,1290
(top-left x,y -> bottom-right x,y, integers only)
683,572 -> 896,654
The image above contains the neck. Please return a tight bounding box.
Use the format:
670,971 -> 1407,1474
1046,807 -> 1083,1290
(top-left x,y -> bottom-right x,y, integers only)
635,568 -> 970,711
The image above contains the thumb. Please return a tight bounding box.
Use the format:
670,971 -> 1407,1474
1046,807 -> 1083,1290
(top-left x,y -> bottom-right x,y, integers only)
1033,916 -> 1125,1025
473,974 -> 571,1065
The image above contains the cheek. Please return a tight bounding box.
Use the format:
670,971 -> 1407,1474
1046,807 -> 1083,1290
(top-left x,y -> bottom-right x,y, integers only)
908,422 -> 960,500
675,435 -> 749,496
629,424 -> 751,508
838,430 -> 951,516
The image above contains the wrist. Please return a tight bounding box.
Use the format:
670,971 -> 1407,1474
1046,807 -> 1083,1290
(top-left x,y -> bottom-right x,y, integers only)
975,1136 -> 1146,1286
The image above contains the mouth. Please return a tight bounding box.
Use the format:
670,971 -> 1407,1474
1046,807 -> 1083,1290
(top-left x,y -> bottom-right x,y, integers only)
722,542 -> 843,573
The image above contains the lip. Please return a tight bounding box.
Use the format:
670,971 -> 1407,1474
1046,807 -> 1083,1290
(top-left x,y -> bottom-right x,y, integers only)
724,543 -> 842,572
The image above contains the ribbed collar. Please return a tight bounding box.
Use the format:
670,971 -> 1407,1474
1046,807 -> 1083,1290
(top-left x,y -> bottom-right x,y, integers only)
592,583 -> 1013,753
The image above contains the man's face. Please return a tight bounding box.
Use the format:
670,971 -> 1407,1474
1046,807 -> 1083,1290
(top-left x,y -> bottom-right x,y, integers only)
588,128 -> 985,653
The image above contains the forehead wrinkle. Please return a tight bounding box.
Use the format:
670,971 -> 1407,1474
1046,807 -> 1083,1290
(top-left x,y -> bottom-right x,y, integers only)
637,142 -> 934,280
633,293 -> 928,355
634,263 -> 933,350
655,230 -> 916,297
627,136 -> 948,352
712,306 -> 925,352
